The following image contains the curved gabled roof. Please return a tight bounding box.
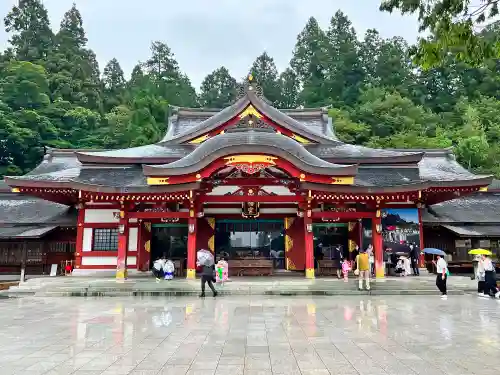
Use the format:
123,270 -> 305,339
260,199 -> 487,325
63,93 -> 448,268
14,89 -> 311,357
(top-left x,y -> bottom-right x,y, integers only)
143,132 -> 357,177
75,144 -> 194,164
161,87 -> 336,145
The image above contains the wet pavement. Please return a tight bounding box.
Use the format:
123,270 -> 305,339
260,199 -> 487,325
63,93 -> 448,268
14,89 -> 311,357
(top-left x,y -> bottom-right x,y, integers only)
0,295 -> 499,375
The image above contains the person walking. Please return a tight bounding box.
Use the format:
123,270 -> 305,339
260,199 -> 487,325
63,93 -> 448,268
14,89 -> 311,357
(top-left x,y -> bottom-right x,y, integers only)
355,248 -> 371,291
482,254 -> 500,298
199,263 -> 218,298
410,244 -> 420,276
435,254 -> 448,300
476,256 -> 486,297
366,244 -> 375,277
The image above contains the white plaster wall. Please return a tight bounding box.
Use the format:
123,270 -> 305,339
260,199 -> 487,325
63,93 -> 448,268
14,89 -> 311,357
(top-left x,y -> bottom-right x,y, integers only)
82,228 -> 93,252
82,257 -> 116,266
128,228 -> 138,252
84,209 -> 119,223
81,256 -> 136,266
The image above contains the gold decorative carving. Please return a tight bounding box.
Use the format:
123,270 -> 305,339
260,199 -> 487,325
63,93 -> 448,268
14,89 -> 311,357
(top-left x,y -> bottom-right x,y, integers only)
288,258 -> 297,271
189,134 -> 209,144
144,222 -> 151,232
285,235 -> 293,253
347,222 -> 355,232
208,236 -> 215,253
292,134 -> 310,144
145,240 -> 150,253
239,105 -> 262,119
284,217 -> 295,230
348,239 -> 356,253
225,155 -> 276,165
206,217 -> 215,230
147,177 -> 169,185
331,176 -> 354,185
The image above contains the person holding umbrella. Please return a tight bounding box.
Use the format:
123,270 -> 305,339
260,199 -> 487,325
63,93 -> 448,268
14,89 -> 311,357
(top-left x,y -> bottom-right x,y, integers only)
424,248 -> 448,300
482,254 -> 500,298
468,249 -> 492,297
197,249 -> 218,298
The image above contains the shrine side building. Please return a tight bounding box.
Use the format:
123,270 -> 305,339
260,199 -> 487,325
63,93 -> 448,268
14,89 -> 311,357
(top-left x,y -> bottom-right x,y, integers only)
4,78 -> 493,279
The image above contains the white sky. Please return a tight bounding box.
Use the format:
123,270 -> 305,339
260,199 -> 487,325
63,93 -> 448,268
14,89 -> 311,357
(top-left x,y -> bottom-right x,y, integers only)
0,0 -> 419,89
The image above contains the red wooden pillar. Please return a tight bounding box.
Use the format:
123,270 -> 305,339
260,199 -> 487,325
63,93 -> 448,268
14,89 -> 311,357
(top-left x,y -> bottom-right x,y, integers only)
372,214 -> 384,279
74,207 -> 85,270
116,206 -> 129,281
418,206 -> 425,267
304,214 -> 314,279
186,215 -> 197,279
136,221 -> 152,272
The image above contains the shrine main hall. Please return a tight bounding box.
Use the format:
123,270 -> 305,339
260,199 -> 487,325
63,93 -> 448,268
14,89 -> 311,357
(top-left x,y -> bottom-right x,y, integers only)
4,77 -> 492,279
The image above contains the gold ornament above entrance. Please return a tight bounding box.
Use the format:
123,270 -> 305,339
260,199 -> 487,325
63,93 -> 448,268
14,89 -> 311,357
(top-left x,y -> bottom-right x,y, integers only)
238,105 -> 262,119
225,155 -> 277,175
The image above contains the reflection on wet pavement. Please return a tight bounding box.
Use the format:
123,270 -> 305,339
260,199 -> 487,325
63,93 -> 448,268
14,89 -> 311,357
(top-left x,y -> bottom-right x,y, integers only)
0,295 -> 499,375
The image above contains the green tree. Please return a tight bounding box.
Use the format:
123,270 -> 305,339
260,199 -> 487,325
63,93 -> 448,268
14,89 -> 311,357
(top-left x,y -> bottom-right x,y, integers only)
276,68 -> 299,109
199,67 -> 238,108
103,58 -> 126,111
46,4 -> 102,111
0,61 -> 50,110
4,0 -> 54,62
290,17 -> 330,106
249,52 -> 280,104
324,11 -> 364,106
380,0 -> 500,68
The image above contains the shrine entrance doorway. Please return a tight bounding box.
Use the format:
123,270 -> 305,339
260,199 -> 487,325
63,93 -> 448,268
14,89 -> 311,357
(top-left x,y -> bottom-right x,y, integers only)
151,223 -> 188,270
214,219 -> 285,270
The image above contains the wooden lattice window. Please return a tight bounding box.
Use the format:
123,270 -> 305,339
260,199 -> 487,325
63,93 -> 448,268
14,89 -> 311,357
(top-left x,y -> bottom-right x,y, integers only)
92,229 -> 118,251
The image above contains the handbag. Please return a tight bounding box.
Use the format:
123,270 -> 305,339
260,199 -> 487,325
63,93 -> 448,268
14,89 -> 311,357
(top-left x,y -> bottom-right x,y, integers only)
354,269 -> 360,276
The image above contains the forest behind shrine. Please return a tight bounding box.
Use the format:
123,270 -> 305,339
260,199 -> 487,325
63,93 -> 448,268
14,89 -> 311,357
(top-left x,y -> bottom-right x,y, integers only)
2,1 -> 500,178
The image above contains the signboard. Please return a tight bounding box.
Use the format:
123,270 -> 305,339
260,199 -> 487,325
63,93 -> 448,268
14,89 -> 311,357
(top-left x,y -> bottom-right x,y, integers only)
49,264 -> 58,277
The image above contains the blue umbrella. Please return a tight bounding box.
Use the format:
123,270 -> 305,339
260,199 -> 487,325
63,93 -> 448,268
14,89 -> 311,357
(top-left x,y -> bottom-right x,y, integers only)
422,248 -> 446,256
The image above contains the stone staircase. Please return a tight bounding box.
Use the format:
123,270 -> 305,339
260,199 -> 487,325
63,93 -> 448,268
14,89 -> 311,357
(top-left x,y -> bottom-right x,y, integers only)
0,275 -> 477,297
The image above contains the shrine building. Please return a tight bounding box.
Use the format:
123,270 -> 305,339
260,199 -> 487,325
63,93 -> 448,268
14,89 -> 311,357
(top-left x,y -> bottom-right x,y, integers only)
5,76 -> 493,279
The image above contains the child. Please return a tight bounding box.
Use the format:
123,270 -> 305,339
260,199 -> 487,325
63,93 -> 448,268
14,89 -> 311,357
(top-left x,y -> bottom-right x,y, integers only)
216,259 -> 228,285
341,259 -> 351,282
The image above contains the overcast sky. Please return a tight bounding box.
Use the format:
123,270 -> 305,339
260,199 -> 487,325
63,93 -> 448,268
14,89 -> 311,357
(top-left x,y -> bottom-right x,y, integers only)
0,0 -> 419,89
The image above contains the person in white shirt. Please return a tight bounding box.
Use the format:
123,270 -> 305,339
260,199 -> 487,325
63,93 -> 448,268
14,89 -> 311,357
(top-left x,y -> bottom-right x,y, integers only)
482,255 -> 500,298
434,255 -> 448,300
152,257 -> 166,282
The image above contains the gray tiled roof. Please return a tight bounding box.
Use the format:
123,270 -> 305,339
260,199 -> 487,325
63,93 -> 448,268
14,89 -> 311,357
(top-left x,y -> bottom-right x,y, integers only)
355,167 -> 422,187
0,225 -> 58,239
418,154 -> 486,182
440,224 -> 500,237
73,166 -> 147,187
147,132 -> 355,176
425,194 -> 500,223
0,193 -> 75,225
307,144 -> 422,160
165,106 -> 331,141
77,144 -> 193,159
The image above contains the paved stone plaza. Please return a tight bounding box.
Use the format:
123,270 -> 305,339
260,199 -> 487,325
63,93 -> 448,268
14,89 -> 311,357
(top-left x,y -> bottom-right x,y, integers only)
0,295 -> 499,375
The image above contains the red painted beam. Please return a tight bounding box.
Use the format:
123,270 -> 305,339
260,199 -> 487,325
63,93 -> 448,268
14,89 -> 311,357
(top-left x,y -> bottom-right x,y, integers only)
311,211 -> 375,219
201,195 -> 304,203
128,211 -> 190,219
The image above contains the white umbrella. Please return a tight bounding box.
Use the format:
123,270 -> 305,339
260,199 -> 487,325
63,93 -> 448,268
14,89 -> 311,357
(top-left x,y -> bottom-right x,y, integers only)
197,249 -> 214,267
